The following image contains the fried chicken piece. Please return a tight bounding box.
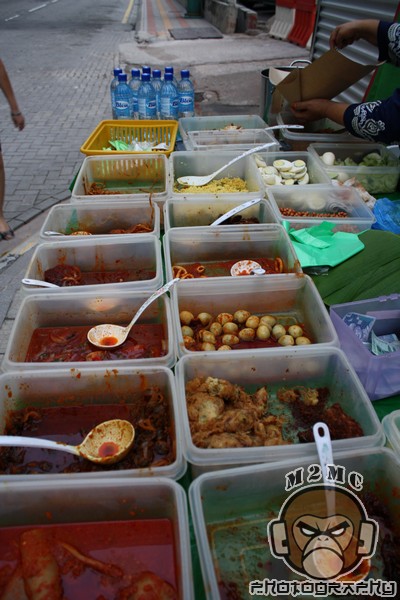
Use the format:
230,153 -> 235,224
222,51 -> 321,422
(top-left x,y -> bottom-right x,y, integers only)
207,432 -> 254,448
219,409 -> 257,433
187,393 -> 224,425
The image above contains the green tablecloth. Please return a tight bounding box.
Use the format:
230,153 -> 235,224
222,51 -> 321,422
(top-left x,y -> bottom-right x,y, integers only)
310,227 -> 400,418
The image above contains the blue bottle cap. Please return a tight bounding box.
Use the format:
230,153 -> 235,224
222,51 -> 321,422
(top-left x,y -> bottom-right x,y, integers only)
118,73 -> 127,82
113,68 -> 123,76
131,68 -> 140,77
142,66 -> 151,74
181,69 -> 190,78
141,72 -> 150,81
164,72 -> 173,81
152,69 -> 162,78
165,66 -> 174,74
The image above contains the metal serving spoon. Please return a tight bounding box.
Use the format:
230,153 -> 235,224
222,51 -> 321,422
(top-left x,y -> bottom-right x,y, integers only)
22,278 -> 59,288
0,419 -> 135,465
87,278 -> 180,349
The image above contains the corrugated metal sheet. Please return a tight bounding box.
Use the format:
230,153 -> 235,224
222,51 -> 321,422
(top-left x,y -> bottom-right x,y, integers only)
311,0 -> 399,103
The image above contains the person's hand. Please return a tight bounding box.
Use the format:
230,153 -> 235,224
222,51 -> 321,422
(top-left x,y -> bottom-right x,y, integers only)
290,99 -> 332,123
11,112 -> 25,131
329,19 -> 379,50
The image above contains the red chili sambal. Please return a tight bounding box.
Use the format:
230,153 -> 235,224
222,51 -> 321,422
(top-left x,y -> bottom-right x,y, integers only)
25,324 -> 166,363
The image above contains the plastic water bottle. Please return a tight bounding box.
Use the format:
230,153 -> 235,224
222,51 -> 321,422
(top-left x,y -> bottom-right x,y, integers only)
114,73 -> 133,120
160,72 -> 179,120
164,66 -> 178,87
178,69 -> 195,118
129,68 -> 141,119
152,69 -> 163,119
137,72 -> 157,120
110,68 -> 122,118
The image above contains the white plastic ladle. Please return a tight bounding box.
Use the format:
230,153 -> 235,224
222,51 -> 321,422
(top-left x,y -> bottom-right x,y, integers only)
87,278 -> 180,349
313,421 -> 336,514
43,230 -> 64,236
22,278 -> 59,288
176,142 -> 278,187
210,197 -> 262,226
0,419 -> 135,465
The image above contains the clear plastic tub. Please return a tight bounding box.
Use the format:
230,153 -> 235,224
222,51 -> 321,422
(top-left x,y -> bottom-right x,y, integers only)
175,348 -> 384,476
0,366 -> 186,480
2,289 -> 176,371
171,275 -> 339,359
382,410 -> 400,458
253,150 -> 331,190
267,184 -> 375,233
40,201 -> 160,240
189,447 -> 400,599
185,128 -> 279,152
23,235 -> 163,293
71,153 -> 169,203
330,294 -> 400,400
170,150 -> 263,200
163,224 -> 301,282
179,114 -> 268,142
0,477 -> 194,598
308,142 -> 400,195
277,111 -> 356,151
163,196 -> 277,231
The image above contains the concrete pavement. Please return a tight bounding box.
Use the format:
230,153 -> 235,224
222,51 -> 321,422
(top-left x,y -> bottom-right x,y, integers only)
0,0 -> 309,362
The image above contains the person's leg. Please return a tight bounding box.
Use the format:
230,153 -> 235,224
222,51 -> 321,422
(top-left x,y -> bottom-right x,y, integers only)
0,150 -> 14,239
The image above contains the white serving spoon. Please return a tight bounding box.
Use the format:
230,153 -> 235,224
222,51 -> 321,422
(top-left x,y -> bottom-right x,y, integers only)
87,278 -> 180,349
230,260 -> 266,276
22,278 -> 59,288
176,142 -> 278,187
313,421 -> 336,514
210,197 -> 262,226
0,419 -> 135,465
43,230 -> 65,236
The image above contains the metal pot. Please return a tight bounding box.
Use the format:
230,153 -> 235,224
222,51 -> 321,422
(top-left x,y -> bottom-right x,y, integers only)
260,59 -> 311,124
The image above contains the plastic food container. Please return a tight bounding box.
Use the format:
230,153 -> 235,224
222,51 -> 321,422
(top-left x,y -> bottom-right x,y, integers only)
308,142 -> 400,195
80,119 -> 178,156
2,289 -> 176,371
0,366 -> 186,480
0,477 -> 194,598
267,184 -> 375,233
185,128 -> 279,152
382,410 -> 400,458
170,150 -> 263,200
277,111 -> 356,151
253,150 -> 331,190
330,294 -> 400,400
163,196 -> 277,231
163,224 -> 301,282
179,114 -> 268,142
189,447 -> 400,599
71,153 -> 169,205
171,275 -> 339,359
40,201 -> 160,240
23,235 -> 163,293
175,348 -> 384,477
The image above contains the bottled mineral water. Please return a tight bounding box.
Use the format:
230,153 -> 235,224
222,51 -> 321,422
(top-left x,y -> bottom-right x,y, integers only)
129,68 -> 141,119
137,72 -> 157,120
164,66 -> 178,87
114,73 -> 133,120
151,69 -> 163,119
110,68 -> 122,118
178,69 -> 195,118
160,72 -> 179,120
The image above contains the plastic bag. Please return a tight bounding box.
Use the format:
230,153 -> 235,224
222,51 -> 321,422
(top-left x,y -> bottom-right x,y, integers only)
372,198 -> 400,234
285,221 -> 365,268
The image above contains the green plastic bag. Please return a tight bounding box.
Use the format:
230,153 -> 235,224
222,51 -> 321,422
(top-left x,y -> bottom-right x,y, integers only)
284,221 -> 365,268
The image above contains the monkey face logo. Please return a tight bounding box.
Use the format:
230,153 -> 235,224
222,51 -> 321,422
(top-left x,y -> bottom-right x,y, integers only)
268,485 -> 378,581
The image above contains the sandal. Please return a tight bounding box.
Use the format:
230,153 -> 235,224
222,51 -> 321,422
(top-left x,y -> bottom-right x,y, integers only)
0,229 -> 15,241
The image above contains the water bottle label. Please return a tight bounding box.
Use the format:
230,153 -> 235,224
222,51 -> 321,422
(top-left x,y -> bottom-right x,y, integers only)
161,97 -> 178,118
145,98 -> 156,117
179,93 -> 194,111
115,100 -> 130,111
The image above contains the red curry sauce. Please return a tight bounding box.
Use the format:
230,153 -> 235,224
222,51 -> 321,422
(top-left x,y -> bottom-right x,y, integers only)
25,324 -> 166,363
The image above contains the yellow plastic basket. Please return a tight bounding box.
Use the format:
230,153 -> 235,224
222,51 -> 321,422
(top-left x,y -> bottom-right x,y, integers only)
80,120 -> 179,156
